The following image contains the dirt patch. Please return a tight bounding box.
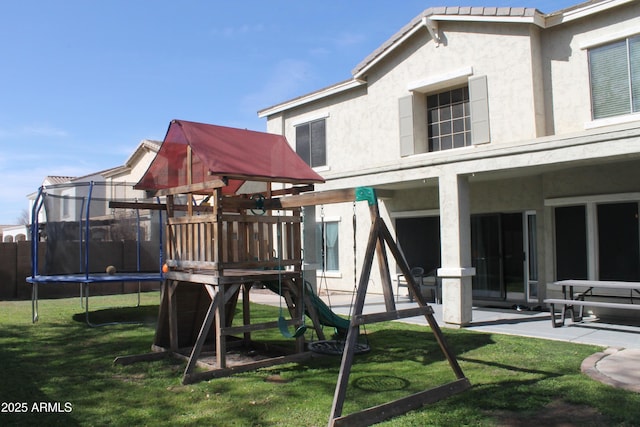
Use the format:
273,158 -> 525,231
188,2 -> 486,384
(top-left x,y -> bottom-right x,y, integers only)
489,400 -> 612,426
195,349 -> 274,368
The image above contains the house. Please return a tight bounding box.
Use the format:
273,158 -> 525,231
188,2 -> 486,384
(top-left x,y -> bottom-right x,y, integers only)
257,0 -> 640,326
27,140 -> 161,228
1,225 -> 28,242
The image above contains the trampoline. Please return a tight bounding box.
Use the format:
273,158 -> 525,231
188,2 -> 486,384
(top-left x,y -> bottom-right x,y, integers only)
26,181 -> 164,326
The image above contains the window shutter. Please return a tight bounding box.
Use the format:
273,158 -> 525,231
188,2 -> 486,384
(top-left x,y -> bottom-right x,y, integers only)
295,124 -> 311,166
310,119 -> 326,167
399,95 -> 414,156
469,75 -> 490,145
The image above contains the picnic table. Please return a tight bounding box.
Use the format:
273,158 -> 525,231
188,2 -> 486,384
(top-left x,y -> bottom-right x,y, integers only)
544,280 -> 640,327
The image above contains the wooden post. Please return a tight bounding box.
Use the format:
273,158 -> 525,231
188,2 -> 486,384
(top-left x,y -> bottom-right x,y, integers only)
212,187 -> 223,275
166,195 -> 175,261
329,215 -> 380,422
293,208 -> 305,353
186,145 -> 193,217
184,285 -> 219,378
216,285 -> 226,370
242,283 -> 252,345
368,203 -> 396,312
168,280 -> 179,351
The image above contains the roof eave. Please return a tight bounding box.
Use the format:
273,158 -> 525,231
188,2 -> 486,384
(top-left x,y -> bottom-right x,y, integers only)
101,165 -> 130,178
257,78 -> 366,118
353,10 -> 544,80
125,139 -> 161,168
545,0 -> 637,27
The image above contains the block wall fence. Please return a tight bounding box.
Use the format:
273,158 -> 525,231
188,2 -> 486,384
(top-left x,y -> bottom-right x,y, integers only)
0,241 -> 161,300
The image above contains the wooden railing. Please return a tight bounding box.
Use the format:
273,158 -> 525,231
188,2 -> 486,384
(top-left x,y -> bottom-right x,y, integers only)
165,212 -> 302,271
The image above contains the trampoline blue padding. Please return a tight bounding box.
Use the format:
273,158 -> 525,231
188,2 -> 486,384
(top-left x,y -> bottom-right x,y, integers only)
27,273 -> 163,284
27,273 -> 163,326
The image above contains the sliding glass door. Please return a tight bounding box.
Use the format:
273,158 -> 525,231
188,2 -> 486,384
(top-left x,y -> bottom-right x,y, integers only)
554,202 -> 640,282
598,202 -> 640,281
471,212 -> 535,301
471,214 -> 502,299
395,216 -> 441,274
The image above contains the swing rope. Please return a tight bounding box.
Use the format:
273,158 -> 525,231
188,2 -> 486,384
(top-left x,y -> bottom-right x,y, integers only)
348,202 -> 369,346
348,202 -> 358,317
276,211 -> 307,339
319,205 -> 332,309
313,206 -> 333,341
308,203 -> 370,355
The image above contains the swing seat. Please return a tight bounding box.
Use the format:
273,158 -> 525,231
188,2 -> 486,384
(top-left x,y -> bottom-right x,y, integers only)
308,339 -> 370,356
278,315 -> 307,338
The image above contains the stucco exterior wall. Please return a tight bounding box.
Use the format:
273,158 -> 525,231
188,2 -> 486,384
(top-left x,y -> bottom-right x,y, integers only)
543,161 -> 640,200
261,2 -> 640,311
470,175 -> 543,214
273,20 -> 547,180
542,2 -> 640,135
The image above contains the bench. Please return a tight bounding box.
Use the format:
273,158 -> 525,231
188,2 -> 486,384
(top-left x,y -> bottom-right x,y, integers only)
544,280 -> 640,327
545,298 -> 640,327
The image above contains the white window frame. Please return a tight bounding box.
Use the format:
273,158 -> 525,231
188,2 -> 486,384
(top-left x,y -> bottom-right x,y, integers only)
400,67 -> 490,157
317,216 -> 341,274
294,114 -> 328,169
546,192 -> 640,280
586,34 -> 640,122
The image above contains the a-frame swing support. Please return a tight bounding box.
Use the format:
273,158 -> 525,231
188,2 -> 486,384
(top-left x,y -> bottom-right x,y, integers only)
186,185 -> 471,424
326,187 -> 470,427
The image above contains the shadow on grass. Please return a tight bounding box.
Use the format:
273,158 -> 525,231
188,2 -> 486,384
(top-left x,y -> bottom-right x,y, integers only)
71,304 -> 160,326
457,355 -> 563,378
251,327 -> 495,415
0,324 -> 83,426
357,328 -> 496,366
352,375 -> 410,392
0,313 -> 187,425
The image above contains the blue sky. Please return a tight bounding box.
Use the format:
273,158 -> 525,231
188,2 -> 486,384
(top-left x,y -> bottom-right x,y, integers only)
0,1 -> 578,224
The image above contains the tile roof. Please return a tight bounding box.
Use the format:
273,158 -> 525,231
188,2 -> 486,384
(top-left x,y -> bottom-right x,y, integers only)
259,0 -> 624,117
44,176 -> 76,185
352,6 -> 541,77
428,6 -> 537,16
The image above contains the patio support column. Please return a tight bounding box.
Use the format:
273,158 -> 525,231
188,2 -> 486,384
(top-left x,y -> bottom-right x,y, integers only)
302,206 -> 318,293
438,172 -> 475,326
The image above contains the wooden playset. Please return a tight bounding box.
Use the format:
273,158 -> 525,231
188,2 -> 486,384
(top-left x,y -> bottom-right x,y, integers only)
114,120 -> 470,427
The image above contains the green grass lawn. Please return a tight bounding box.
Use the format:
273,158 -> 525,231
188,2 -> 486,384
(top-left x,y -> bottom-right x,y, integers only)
1,292 -> 639,426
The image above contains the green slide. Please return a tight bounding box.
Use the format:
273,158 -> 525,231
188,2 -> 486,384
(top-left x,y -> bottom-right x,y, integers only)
263,280 -> 349,337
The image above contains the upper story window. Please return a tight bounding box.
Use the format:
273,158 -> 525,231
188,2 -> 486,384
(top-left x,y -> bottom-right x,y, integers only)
295,119 -> 326,168
589,35 -> 640,120
399,73 -> 489,157
427,87 -> 471,151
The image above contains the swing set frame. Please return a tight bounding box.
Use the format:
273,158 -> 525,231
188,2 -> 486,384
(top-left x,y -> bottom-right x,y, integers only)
115,185 -> 469,427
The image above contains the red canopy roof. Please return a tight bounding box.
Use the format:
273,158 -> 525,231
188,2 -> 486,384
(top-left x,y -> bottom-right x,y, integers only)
135,119 -> 325,194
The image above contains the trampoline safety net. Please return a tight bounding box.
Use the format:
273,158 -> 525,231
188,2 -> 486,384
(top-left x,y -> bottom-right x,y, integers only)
31,181 -> 163,276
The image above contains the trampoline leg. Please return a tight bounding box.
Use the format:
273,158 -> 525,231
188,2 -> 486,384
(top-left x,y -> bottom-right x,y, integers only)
82,280 -> 148,328
84,283 -> 92,326
31,283 -> 39,323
